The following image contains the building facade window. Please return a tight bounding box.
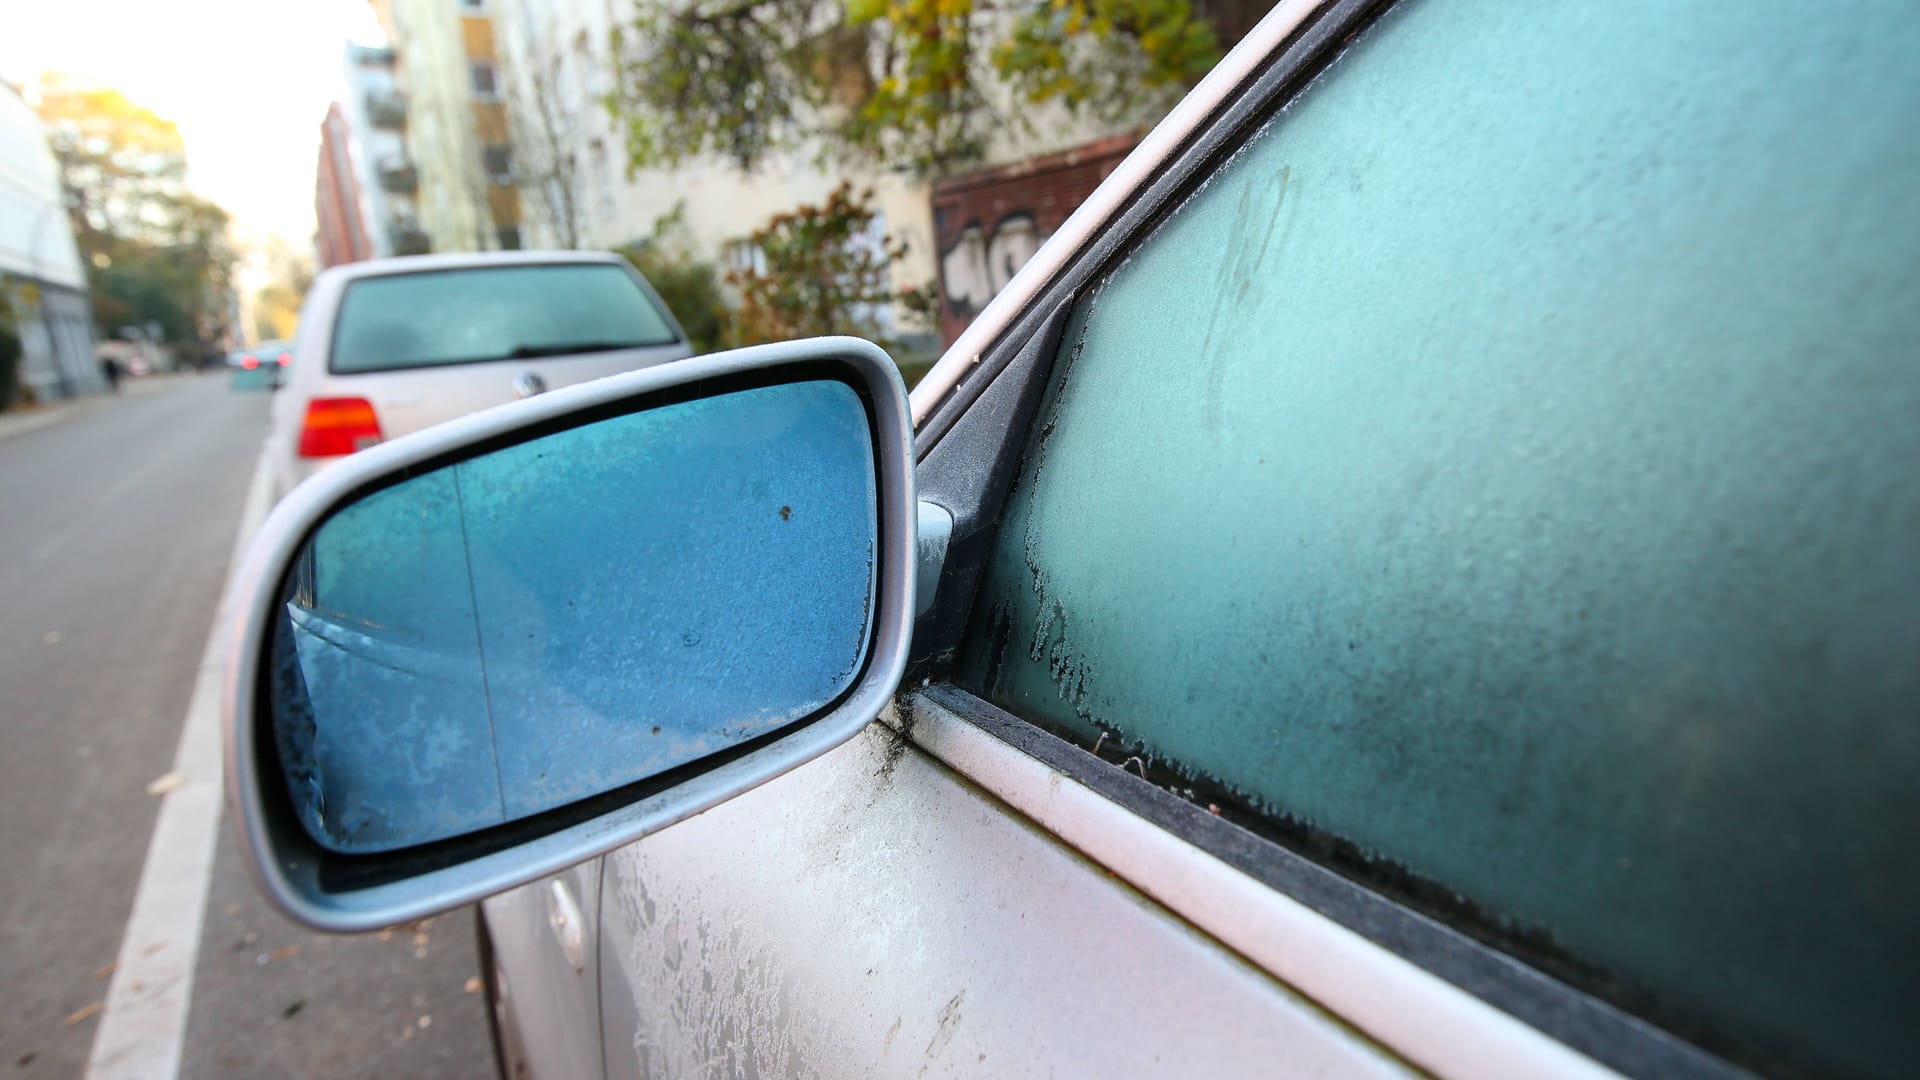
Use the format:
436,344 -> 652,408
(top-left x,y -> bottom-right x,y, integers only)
496,226 -> 522,250
723,239 -> 768,276
469,61 -> 499,99
482,144 -> 515,185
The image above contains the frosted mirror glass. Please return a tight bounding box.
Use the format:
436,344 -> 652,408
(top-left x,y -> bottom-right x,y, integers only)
267,380 -> 878,853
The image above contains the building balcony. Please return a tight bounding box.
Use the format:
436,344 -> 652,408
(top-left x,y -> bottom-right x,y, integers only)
366,91 -> 407,130
388,219 -> 430,256
377,158 -> 418,193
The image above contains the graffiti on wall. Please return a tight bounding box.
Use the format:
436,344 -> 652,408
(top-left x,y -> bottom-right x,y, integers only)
930,134 -> 1139,345
940,214 -> 1045,321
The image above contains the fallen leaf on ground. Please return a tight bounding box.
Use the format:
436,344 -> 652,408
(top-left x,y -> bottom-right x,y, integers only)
93,961 -> 116,979
145,772 -> 182,796
464,976 -> 482,994
142,941 -> 168,956
64,1003 -> 103,1026
282,999 -> 305,1019
268,945 -> 300,961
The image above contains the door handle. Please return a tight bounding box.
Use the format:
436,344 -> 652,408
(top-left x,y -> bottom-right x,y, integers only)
546,879 -> 586,974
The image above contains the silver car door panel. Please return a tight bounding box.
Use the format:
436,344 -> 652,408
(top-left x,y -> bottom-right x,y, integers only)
896,688 -> 1646,1080
483,859 -> 604,1080
598,721 -> 1412,1079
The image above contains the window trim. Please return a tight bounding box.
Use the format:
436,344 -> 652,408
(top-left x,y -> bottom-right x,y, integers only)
904,1 -> 1752,1077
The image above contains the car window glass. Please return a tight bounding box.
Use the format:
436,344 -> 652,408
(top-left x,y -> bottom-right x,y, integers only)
952,3 -> 1920,1076
330,263 -> 679,374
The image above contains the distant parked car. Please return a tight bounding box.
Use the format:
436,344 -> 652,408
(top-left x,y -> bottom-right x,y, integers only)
265,251 -> 692,496
228,341 -> 292,391
228,340 -> 293,370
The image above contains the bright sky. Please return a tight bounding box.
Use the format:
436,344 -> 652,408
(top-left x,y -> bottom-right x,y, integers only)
2,0 -> 382,253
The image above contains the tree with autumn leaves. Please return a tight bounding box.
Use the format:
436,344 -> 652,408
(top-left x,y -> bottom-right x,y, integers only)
604,0 -> 1259,352
608,0 -> 1265,175
722,182 -> 938,347
34,79 -> 235,353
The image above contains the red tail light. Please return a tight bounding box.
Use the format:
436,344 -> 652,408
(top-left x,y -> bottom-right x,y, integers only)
276,354 -> 291,366
241,355 -> 259,370
298,397 -> 383,457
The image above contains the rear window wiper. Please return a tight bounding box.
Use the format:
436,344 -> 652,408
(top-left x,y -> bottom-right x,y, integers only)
500,341 -> 652,360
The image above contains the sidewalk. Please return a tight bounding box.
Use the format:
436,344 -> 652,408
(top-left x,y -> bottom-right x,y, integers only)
0,372 -> 211,444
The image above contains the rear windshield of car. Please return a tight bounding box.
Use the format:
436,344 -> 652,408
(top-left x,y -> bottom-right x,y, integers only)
328,263 -> 680,374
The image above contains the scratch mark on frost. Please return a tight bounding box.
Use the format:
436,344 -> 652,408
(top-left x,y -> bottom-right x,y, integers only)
920,990 -> 965,1066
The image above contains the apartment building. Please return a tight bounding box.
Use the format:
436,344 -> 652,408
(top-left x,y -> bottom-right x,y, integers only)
314,103 -> 373,268
377,0 -> 523,253
489,0 -> 1156,348
0,81 -> 101,400
315,43 -> 433,268
491,0 -> 935,345
344,44 -> 428,258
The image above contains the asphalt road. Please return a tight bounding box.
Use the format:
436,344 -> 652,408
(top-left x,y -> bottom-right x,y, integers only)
0,375 -> 490,1078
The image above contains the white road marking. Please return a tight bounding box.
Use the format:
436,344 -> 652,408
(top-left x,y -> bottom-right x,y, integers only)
29,520 -> 83,564
92,452 -> 169,513
86,450 -> 274,1080
30,455 -> 167,564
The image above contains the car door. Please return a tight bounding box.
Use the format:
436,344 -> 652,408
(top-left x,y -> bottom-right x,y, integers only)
483,862 -> 603,1080
591,1 -> 1920,1078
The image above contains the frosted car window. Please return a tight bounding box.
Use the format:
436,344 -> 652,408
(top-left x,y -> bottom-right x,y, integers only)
953,3 -> 1920,1076
330,263 -> 679,374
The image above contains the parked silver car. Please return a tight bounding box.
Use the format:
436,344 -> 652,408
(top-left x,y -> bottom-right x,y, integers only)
265,251 -> 692,497
223,3 -> 1919,1079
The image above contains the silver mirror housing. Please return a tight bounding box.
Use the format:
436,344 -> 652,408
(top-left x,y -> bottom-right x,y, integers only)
223,337 -> 915,931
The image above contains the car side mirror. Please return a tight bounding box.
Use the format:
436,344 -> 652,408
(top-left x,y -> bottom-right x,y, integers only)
224,338 -> 915,930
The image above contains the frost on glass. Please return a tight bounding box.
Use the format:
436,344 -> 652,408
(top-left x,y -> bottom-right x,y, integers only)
271,380 -> 878,854
329,263 -> 680,374
955,2 -> 1920,1075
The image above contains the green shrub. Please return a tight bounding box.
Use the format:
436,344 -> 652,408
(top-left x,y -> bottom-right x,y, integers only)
723,182 -> 907,349
615,206 -> 727,356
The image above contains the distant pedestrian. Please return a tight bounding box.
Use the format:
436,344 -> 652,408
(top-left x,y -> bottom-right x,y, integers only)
100,357 -> 120,393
